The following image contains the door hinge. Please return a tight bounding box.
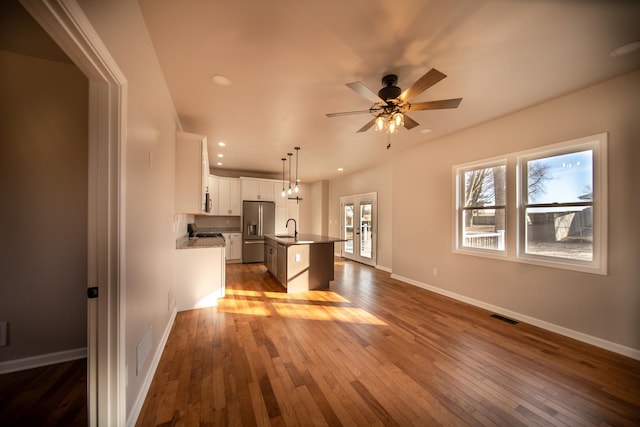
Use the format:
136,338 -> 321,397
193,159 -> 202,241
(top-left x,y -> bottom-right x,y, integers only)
87,287 -> 99,299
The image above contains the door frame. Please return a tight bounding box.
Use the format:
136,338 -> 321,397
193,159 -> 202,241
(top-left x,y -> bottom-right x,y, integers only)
21,0 -> 127,425
340,192 -> 377,267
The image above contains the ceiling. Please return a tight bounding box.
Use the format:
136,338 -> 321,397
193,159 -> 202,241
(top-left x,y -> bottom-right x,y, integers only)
137,0 -> 640,183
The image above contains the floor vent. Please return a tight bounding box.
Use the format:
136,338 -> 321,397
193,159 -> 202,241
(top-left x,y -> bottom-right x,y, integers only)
490,314 -> 519,325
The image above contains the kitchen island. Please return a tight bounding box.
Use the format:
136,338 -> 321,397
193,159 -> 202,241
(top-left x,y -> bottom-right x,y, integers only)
264,234 -> 345,293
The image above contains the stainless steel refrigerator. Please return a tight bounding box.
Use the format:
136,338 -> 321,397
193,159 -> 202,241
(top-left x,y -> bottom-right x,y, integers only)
242,201 -> 275,263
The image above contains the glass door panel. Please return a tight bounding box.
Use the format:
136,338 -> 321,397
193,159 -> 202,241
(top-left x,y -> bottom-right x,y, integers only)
340,194 -> 376,266
343,203 -> 354,255
359,202 -> 372,259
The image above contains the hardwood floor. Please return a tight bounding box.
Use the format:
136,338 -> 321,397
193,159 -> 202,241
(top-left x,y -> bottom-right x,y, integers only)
137,259 -> 640,426
0,358 -> 87,426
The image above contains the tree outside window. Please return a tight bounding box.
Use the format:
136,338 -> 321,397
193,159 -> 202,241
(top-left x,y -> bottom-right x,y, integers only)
459,162 -> 506,251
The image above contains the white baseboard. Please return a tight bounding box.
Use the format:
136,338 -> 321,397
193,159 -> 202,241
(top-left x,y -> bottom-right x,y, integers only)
127,307 -> 178,427
0,347 -> 87,375
375,265 -> 392,273
390,273 -> 640,361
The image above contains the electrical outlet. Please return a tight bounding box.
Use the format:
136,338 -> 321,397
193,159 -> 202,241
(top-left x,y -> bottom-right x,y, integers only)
433,268 -> 438,277
0,321 -> 7,346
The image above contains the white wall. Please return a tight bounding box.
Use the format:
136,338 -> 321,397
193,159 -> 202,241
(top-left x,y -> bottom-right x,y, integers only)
76,0 -> 179,416
0,50 -> 88,361
391,71 -> 640,352
328,162 -> 393,269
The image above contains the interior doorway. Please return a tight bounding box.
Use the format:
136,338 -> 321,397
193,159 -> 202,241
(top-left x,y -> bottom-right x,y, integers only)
20,0 -> 127,425
340,192 -> 377,266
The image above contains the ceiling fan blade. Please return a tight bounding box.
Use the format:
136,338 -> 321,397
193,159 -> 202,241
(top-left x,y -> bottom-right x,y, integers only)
357,118 -> 376,133
346,81 -> 385,104
325,109 -> 372,118
399,68 -> 447,102
407,98 -> 463,111
403,114 -> 419,130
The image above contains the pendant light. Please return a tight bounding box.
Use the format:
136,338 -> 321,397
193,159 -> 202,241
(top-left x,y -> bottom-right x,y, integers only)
287,152 -> 293,195
294,146 -> 300,193
281,157 -> 286,197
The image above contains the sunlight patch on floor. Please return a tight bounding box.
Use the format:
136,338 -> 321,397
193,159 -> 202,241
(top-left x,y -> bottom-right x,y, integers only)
263,291 -> 351,303
226,289 -> 262,297
271,302 -> 386,325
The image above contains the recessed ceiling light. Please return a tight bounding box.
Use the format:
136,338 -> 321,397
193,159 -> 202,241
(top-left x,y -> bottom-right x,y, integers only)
211,74 -> 232,87
420,128 -> 432,134
217,162 -> 223,166
610,40 -> 640,57
337,168 -> 344,172
217,153 -> 224,158
218,141 -> 226,147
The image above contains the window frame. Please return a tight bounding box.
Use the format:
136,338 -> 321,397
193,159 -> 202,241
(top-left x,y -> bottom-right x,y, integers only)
516,133 -> 607,275
454,157 -> 508,259
453,132 -> 607,275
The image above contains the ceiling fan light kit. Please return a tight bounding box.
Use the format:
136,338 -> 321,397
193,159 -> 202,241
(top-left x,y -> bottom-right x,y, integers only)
326,68 -> 463,138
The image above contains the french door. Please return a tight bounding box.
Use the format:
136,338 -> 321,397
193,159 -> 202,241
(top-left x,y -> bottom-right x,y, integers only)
340,192 -> 377,266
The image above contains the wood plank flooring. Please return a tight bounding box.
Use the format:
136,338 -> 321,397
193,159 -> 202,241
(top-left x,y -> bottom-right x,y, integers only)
137,259 -> 640,426
0,358 -> 87,426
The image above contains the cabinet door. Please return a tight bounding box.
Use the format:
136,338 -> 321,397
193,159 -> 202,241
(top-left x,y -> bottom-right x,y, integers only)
223,234 -> 232,259
208,175 -> 219,215
218,179 -> 230,215
259,180 -> 274,201
229,179 -> 241,215
175,132 -> 208,214
241,179 -> 260,201
277,244 -> 287,286
218,178 -> 240,215
230,237 -> 242,260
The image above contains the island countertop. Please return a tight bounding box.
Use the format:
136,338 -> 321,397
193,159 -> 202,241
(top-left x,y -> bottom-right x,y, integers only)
264,234 -> 345,246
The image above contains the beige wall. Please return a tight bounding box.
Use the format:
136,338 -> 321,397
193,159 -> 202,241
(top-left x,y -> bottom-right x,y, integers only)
328,162 -> 393,269
0,50 -> 88,360
391,70 -> 640,352
77,0 -> 179,416
309,180 -> 329,235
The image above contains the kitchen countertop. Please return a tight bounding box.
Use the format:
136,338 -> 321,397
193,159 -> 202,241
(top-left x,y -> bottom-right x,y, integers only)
176,236 -> 225,249
264,234 -> 345,246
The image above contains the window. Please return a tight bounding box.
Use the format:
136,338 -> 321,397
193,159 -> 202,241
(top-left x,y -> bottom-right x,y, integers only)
517,134 -> 607,274
455,159 -> 507,254
454,133 -> 607,274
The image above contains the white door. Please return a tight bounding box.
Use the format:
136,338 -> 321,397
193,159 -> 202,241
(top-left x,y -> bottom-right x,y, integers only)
340,193 -> 377,266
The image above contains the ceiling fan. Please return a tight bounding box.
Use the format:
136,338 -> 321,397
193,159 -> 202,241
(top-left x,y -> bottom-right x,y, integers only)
326,68 -> 462,134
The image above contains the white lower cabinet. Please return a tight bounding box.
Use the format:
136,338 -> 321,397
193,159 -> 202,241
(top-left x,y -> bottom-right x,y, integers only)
222,233 -> 242,262
175,247 -> 225,311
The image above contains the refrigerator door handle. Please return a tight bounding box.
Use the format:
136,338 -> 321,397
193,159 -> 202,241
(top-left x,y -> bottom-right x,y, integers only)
258,204 -> 263,236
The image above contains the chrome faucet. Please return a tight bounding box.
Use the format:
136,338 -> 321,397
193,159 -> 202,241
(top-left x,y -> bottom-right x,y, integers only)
286,218 -> 298,239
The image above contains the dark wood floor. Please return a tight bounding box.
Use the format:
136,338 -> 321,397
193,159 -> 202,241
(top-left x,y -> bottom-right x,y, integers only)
137,259 -> 640,426
0,358 -> 87,426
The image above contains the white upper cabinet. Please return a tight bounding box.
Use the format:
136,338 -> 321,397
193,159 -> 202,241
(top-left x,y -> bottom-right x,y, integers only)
175,132 -> 209,214
218,177 -> 241,215
208,175 -> 219,215
240,177 -> 275,201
